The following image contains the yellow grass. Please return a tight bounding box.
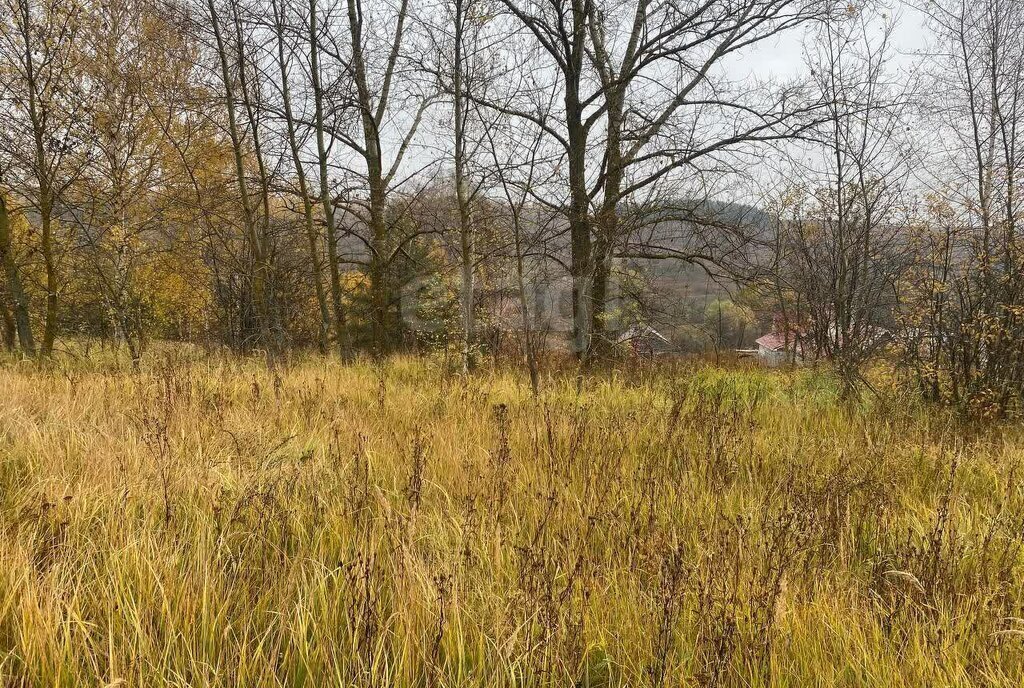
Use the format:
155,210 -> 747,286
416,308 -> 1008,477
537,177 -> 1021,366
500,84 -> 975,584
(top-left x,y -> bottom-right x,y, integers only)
0,348 -> 1022,686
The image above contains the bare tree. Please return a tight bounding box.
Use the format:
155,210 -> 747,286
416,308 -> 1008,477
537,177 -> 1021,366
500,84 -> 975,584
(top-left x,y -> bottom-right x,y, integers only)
207,0 -> 282,353
307,0 -> 354,358
909,0 -> 1024,414
421,0 -> 499,371
0,0 -> 92,356
765,11 -> 915,393
482,105 -> 559,394
269,0 -> 334,353
491,0 -> 832,362
316,0 -> 435,356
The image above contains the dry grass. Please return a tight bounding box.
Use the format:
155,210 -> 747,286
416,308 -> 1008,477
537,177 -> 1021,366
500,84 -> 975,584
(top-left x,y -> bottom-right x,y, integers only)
0,348 -> 1023,686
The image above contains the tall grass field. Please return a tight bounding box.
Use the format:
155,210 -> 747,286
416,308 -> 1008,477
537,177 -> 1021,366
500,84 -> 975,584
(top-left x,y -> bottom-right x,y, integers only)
0,350 -> 1022,686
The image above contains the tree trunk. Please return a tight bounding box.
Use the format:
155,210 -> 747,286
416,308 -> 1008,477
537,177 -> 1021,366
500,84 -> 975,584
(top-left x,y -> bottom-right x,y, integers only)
367,189 -> 390,357
0,194 -> 35,355
309,0 -> 352,359
590,87 -> 625,360
18,0 -> 57,357
230,0 -> 285,354
564,0 -> 592,362
512,214 -> 539,395
0,297 -> 14,351
39,197 -> 57,356
208,0 -> 273,353
346,0 -> 393,357
566,96 -> 592,361
458,193 -> 475,372
273,0 -> 332,353
453,0 -> 475,372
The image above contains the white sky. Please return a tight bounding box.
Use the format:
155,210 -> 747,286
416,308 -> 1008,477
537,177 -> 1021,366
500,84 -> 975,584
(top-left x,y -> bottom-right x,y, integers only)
732,3 -> 931,81
390,2 -> 939,205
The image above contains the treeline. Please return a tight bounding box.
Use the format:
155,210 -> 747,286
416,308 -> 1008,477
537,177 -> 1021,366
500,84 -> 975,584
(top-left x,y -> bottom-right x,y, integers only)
1,0 -> 1023,414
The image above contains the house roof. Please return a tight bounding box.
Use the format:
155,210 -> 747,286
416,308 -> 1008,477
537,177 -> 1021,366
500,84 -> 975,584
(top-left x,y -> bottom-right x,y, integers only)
755,332 -> 791,351
616,324 -> 671,345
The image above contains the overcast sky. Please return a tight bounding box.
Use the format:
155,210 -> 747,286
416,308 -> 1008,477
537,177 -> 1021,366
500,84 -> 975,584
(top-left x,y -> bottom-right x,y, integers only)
732,3 -> 930,81
400,3 -> 939,204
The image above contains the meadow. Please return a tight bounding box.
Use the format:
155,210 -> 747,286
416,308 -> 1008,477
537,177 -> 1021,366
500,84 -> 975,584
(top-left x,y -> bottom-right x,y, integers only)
0,349 -> 1022,686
